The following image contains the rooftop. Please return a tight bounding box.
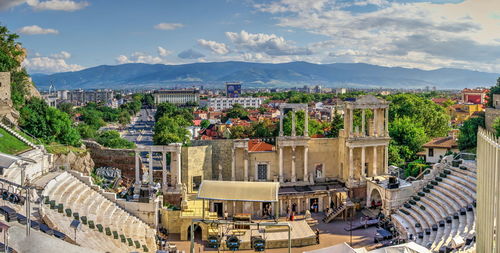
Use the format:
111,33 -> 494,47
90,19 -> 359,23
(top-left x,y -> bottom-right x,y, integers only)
422,136 -> 458,149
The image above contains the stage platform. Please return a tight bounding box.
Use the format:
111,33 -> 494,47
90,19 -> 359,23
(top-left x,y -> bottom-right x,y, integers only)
217,219 -> 317,250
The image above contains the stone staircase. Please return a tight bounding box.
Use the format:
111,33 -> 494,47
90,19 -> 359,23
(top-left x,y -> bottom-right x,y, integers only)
0,121 -> 38,149
42,172 -> 157,252
391,156 -> 476,252
322,203 -> 346,223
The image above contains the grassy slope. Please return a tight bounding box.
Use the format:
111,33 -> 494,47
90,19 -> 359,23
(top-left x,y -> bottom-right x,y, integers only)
0,128 -> 31,154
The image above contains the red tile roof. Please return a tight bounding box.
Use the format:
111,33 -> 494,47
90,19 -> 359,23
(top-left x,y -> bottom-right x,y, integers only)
248,139 -> 274,152
423,136 -> 457,149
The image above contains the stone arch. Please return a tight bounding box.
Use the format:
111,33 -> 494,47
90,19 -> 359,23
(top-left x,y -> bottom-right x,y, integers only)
368,188 -> 383,209
187,224 -> 203,241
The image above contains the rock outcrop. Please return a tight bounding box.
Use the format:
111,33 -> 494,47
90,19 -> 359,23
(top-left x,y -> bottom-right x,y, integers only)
53,150 -> 95,174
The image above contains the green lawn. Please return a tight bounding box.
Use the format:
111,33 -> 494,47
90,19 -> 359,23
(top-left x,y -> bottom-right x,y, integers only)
0,128 -> 31,155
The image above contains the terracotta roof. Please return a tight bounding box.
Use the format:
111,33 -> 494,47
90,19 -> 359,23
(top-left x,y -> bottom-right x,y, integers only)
462,88 -> 489,93
248,139 -> 274,152
423,136 -> 457,149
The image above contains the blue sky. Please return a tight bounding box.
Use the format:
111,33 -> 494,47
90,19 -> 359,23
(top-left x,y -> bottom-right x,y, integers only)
1,0 -> 499,74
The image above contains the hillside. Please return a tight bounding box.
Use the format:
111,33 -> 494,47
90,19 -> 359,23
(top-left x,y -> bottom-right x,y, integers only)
31,61 -> 499,90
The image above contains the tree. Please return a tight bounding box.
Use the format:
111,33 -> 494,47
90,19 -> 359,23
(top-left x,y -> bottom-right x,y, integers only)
19,98 -> 81,146
95,130 -> 135,149
442,99 -> 456,108
280,110 -> 324,137
225,104 -> 249,120
327,112 -> 344,138
486,77 -> 500,108
494,117 -> 500,137
57,102 -> 74,116
141,93 -> 155,108
405,159 -> 429,178
200,119 -> 211,129
389,117 -> 429,163
388,94 -> 450,137
458,116 -> 485,151
0,25 -> 32,109
230,125 -> 250,139
153,115 -> 191,144
77,123 -> 97,139
251,119 -> 276,138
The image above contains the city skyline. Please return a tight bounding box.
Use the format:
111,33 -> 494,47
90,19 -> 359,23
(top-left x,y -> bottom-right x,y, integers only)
1,0 -> 500,74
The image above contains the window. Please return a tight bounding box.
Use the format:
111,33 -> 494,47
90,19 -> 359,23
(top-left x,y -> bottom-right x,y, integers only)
315,164 -> 324,178
428,148 -> 434,157
257,164 -> 268,180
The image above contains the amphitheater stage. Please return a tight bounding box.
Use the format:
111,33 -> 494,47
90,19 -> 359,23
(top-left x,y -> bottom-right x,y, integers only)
216,219 -> 317,250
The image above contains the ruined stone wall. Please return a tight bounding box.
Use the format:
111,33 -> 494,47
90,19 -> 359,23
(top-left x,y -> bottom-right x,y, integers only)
52,150 -> 94,174
191,139 -> 233,180
485,107 -> 500,133
182,145 -> 212,193
83,140 -> 138,180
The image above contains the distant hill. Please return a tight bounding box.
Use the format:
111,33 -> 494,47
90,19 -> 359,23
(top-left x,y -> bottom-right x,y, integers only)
31,61 -> 499,90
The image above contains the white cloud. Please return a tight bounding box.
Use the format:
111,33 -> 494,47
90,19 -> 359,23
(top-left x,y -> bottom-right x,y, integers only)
22,51 -> 83,73
116,46 -> 173,64
26,0 -> 89,11
18,25 -> 59,35
225,30 -> 312,56
255,0 -> 500,72
154,23 -> 184,31
177,49 -> 205,59
0,0 -> 25,10
197,39 -> 230,55
157,46 -> 171,57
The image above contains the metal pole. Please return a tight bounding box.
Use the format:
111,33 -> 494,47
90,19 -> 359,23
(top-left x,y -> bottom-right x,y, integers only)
288,225 -> 291,253
26,188 -> 30,237
190,220 -> 195,253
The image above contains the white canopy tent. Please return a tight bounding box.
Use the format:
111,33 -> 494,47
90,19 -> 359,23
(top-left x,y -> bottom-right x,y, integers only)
303,242 -> 368,253
197,180 -> 279,202
367,242 -> 431,253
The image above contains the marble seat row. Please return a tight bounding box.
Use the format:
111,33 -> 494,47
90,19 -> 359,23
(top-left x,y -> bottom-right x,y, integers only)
42,172 -> 156,252
392,162 -> 477,252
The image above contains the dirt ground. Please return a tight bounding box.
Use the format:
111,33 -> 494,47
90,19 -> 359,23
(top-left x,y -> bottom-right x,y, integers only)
165,211 -> 379,252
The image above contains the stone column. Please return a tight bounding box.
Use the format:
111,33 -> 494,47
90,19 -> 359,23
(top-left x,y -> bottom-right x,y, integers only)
385,108 -> 389,136
135,151 -> 140,185
279,110 -> 284,136
373,108 -> 378,136
349,147 -> 354,181
162,152 -> 167,193
244,148 -> 249,181
349,108 -> 353,137
291,146 -> 296,182
385,145 -> 389,174
291,111 -> 296,137
149,150 -> 154,184
361,146 -> 366,178
304,107 -> 309,137
279,146 -> 284,183
373,146 -> 378,176
176,150 -> 182,188
361,109 -> 366,136
303,145 -> 309,182
231,147 -> 236,181
279,199 -> 283,216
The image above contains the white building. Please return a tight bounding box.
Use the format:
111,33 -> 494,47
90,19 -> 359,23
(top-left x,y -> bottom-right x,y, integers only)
208,97 -> 263,111
152,89 -> 200,105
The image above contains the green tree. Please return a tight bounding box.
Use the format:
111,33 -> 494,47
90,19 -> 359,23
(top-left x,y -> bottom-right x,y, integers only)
19,98 -> 81,146
95,130 -> 135,149
486,77 -> 500,108
494,117 -> 500,137
389,117 -> 429,163
200,119 -> 211,129
225,104 -> 249,120
230,125 -> 250,139
442,99 -> 456,108
76,123 -> 97,139
280,110 -> 324,137
405,159 -> 429,178
153,115 -> 191,144
0,25 -> 33,109
458,116 -> 485,151
141,93 -> 155,108
327,112 -> 344,138
57,102 -> 74,116
251,119 -> 276,138
388,94 -> 450,137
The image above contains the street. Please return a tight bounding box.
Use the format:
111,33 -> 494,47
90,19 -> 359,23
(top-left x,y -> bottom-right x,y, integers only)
122,108 -> 156,147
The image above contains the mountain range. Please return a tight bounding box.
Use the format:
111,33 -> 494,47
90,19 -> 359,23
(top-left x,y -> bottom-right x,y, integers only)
31,61 -> 499,90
